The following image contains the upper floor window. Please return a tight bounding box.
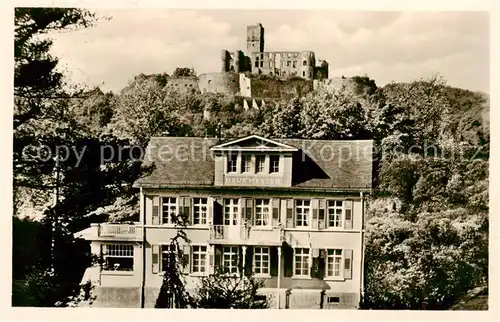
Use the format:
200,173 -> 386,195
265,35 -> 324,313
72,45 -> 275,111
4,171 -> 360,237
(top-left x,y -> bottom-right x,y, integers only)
270,155 -> 280,173
227,154 -> 238,173
295,199 -> 310,227
326,249 -> 342,278
256,155 -> 265,173
103,244 -> 134,271
162,197 -> 177,224
292,61 -> 297,68
255,199 -> 271,226
327,200 -> 343,228
193,198 -> 208,225
303,60 -> 307,66
192,245 -> 207,274
287,61 -> 291,67
241,155 -> 251,173
223,198 -> 239,225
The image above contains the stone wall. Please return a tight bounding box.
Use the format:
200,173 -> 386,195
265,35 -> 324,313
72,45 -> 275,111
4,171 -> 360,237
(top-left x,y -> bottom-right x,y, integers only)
198,72 -> 240,94
167,76 -> 200,94
250,76 -> 314,100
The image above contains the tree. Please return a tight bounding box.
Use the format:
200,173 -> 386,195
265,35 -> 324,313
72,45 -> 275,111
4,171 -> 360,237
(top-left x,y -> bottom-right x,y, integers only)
155,212 -> 191,308
173,67 -> 196,77
190,268 -> 269,309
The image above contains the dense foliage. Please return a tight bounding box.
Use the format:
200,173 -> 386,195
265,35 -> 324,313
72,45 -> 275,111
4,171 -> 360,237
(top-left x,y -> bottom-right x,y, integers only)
13,9 -> 488,309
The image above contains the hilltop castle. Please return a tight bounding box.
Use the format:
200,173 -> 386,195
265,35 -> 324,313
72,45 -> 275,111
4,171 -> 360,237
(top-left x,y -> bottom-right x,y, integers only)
167,24 -> 352,108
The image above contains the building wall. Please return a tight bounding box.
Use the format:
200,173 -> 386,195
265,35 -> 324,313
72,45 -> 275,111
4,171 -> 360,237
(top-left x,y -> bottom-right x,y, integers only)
247,23 -> 265,54
166,76 -> 199,94
250,77 -> 313,100
198,72 -> 240,94
251,51 -> 315,80
313,77 -> 355,92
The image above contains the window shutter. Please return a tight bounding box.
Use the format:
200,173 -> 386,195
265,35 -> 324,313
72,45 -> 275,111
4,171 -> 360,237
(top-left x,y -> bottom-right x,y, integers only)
318,199 -> 326,230
344,200 -> 353,229
245,198 -> 254,226
270,247 -> 279,276
245,247 -> 253,276
182,197 -> 192,225
311,257 -> 319,278
152,245 -> 160,273
152,197 -> 160,225
286,199 -> 294,228
318,257 -> 326,279
312,199 -> 319,230
214,246 -> 222,273
182,245 -> 191,274
207,197 -> 213,225
272,198 -> 280,226
213,197 -> 223,225
208,246 -> 215,274
344,249 -> 353,279
283,246 -> 293,277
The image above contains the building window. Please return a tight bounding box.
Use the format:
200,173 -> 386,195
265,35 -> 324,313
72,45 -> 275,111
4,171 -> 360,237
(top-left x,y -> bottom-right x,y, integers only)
192,245 -> 207,274
223,246 -> 239,273
162,197 -> 177,224
161,244 -> 177,272
327,200 -> 343,228
303,60 -> 307,66
270,155 -> 280,173
227,154 -> 237,173
256,155 -> 265,173
269,62 -> 273,68
260,61 -> 263,67
193,198 -> 208,225
283,71 -> 286,76
310,72 -> 312,78
292,61 -> 297,68
294,248 -> 309,276
255,61 -> 259,67
103,244 -> 134,271
303,71 -> 305,77
255,199 -> 271,226
241,155 -> 251,173
326,249 -> 343,277
327,296 -> 340,304
223,198 -> 239,225
288,53 -> 291,58
295,199 -> 310,227
287,61 -> 291,67
253,246 -> 270,275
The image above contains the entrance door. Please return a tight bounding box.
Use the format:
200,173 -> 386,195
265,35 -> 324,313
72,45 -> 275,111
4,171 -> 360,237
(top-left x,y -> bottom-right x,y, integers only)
223,198 -> 240,240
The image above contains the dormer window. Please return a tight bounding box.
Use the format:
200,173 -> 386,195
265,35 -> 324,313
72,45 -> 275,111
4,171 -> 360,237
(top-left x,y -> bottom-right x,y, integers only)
256,155 -> 265,173
227,154 -> 238,173
270,155 -> 280,173
241,155 -> 251,173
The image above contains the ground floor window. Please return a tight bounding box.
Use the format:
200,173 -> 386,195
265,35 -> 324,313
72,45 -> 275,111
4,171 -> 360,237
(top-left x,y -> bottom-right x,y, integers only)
294,248 -> 309,276
253,246 -> 270,275
223,246 -> 239,273
161,244 -> 177,272
103,244 -> 134,271
326,249 -> 343,277
192,245 -> 207,273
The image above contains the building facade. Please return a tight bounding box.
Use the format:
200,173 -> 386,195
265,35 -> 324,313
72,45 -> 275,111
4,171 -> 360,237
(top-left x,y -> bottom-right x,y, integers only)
76,135 -> 372,309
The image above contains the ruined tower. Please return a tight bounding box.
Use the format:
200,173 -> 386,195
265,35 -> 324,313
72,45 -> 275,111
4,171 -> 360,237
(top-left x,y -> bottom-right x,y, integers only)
246,23 -> 265,55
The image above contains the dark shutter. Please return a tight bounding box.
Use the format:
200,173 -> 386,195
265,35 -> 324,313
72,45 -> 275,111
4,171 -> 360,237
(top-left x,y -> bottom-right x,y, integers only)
213,197 -> 223,225
182,197 -> 192,225
245,247 -> 254,276
311,257 -> 319,278
286,199 -> 294,228
182,245 -> 191,274
283,245 -> 293,277
344,249 -> 353,279
312,199 -> 319,230
152,196 -> 160,225
345,200 -> 353,229
318,199 -> 326,230
270,247 -> 278,276
214,245 -> 222,272
209,246 -> 214,274
152,245 -> 159,273
245,198 -> 254,226
318,257 -> 326,279
272,198 -> 280,226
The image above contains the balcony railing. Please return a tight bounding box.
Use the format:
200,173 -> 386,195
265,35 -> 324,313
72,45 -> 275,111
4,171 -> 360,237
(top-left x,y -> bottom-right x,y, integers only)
209,224 -> 247,241
92,223 -> 143,240
209,223 -> 283,244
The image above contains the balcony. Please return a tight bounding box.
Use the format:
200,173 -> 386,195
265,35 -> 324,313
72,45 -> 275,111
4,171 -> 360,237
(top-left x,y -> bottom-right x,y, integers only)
209,224 -> 283,245
75,223 -> 143,241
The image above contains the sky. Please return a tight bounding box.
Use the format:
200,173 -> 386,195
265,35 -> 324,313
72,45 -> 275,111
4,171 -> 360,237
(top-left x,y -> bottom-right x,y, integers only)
48,10 -> 490,93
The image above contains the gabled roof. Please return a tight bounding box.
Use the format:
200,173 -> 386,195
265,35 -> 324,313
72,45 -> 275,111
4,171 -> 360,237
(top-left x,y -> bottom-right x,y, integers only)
133,136 -> 373,191
210,135 -> 298,152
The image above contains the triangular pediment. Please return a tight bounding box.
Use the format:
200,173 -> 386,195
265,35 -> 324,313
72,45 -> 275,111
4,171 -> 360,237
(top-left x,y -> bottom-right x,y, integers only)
210,135 -> 298,152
